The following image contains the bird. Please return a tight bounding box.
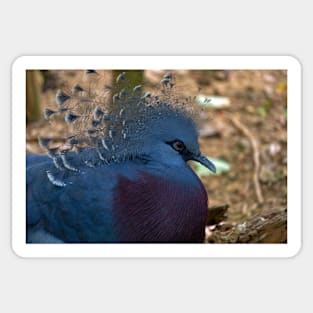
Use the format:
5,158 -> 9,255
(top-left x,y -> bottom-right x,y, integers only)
26,71 -> 216,243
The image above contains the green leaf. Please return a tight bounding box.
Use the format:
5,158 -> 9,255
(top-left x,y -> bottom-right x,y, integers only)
257,106 -> 267,117
192,158 -> 231,176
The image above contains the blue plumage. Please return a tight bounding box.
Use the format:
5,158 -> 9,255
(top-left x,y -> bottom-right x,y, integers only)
26,71 -> 216,243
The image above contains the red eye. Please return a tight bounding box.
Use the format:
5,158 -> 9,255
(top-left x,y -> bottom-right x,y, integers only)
172,140 -> 185,152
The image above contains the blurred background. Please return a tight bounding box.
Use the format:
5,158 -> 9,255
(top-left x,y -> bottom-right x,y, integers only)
26,69 -> 287,242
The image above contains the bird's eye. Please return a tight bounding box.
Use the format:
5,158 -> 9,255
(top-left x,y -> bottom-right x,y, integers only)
172,140 -> 186,152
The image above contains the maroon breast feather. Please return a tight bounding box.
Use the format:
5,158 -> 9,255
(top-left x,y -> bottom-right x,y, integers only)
113,171 -> 208,243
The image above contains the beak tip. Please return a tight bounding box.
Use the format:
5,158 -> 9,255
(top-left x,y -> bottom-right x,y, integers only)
193,153 -> 217,173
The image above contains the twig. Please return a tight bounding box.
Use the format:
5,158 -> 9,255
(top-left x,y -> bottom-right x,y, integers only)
229,115 -> 264,204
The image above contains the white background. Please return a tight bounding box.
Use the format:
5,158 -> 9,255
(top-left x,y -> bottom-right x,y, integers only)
1,1 -> 310,312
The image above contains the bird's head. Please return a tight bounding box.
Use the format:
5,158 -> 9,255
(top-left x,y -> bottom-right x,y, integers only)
121,104 -> 216,172
41,71 -> 216,174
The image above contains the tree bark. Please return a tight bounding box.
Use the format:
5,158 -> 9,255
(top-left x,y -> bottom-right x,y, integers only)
206,207 -> 287,243
26,70 -> 43,123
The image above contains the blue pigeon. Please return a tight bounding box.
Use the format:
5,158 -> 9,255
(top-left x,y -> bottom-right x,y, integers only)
26,71 -> 216,243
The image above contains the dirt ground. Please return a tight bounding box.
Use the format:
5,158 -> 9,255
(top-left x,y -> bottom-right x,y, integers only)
26,69 -> 287,227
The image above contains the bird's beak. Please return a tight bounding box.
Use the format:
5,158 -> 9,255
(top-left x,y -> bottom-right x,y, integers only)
191,153 -> 216,173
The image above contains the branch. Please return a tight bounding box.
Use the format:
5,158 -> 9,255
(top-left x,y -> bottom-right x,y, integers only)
206,207 -> 287,243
